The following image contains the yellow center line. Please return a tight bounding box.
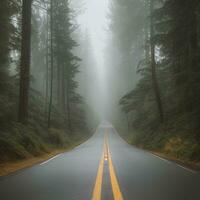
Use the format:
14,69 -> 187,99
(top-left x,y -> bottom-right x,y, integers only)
92,141 -> 105,200
92,132 -> 124,200
106,134 -> 123,200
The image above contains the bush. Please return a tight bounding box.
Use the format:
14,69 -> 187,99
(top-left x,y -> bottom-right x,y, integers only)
48,128 -> 70,147
0,123 -> 48,163
0,137 -> 29,162
164,136 -> 200,160
11,123 -> 47,156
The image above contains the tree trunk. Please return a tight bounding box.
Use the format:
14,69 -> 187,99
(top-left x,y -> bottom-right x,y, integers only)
45,11 -> 49,120
144,0 -> 150,63
61,65 -> 66,112
57,56 -> 62,110
18,0 -> 32,124
47,0 -> 54,128
150,0 -> 164,123
66,80 -> 71,130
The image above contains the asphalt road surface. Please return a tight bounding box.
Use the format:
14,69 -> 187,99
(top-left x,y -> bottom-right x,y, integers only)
0,123 -> 200,200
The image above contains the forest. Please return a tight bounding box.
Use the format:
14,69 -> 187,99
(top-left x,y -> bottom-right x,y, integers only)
112,0 -> 200,162
0,1 -> 200,199
0,0 -> 99,167
0,0 -> 200,172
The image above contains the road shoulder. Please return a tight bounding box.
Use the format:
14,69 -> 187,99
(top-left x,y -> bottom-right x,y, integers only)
116,131 -> 200,173
0,138 -> 88,177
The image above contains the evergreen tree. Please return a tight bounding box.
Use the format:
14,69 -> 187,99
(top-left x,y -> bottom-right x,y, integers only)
18,0 -> 32,124
0,0 -> 19,88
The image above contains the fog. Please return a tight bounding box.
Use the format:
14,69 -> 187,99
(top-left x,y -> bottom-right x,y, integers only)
73,0 -> 110,121
2,0 -> 200,175
72,0 -> 138,125
24,0 -> 147,130
0,0 -> 200,175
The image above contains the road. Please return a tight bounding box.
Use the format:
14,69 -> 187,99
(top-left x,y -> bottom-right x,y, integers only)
0,123 -> 200,200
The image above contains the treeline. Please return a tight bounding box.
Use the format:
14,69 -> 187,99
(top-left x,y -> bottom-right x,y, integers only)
0,0 -> 90,162
111,0 -> 200,161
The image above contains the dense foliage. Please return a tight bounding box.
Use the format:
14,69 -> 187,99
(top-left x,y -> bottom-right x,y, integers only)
116,0 -> 200,161
0,0 -> 90,163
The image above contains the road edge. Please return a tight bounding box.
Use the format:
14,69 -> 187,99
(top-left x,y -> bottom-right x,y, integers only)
0,135 -> 92,178
113,127 -> 200,173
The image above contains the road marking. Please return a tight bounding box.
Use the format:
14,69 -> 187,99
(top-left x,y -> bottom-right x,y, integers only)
40,154 -> 61,165
176,164 -> 197,174
92,148 -> 105,200
152,154 -> 196,174
92,133 -> 124,200
152,154 -> 171,164
106,135 -> 123,200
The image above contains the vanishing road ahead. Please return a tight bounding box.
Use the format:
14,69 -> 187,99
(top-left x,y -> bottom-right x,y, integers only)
0,123 -> 200,200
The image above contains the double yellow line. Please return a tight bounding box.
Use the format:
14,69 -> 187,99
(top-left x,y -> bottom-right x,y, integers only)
92,133 -> 123,200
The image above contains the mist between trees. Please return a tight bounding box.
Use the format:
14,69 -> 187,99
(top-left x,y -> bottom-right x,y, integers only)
110,0 -> 200,162
0,0 -> 200,164
0,0 -> 98,163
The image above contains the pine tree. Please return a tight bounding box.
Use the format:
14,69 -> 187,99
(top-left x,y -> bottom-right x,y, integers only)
47,0 -> 81,129
0,0 -> 19,89
18,0 -> 32,124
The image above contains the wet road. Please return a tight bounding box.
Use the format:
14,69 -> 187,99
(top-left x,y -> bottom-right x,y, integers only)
0,123 -> 200,200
